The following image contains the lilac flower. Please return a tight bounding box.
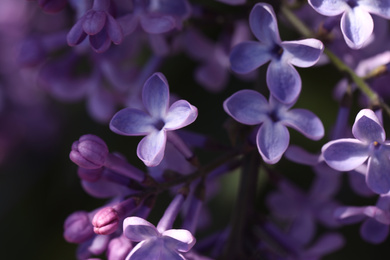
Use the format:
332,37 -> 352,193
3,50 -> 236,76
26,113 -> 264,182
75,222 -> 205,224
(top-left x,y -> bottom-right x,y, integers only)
123,194 -> 196,259
267,175 -> 340,246
123,217 -> 195,260
308,0 -> 390,49
67,0 -> 123,53
110,72 -> 198,167
335,193 -> 390,244
117,0 -> 191,36
229,3 -> 324,104
322,109 -> 390,194
223,90 -> 324,164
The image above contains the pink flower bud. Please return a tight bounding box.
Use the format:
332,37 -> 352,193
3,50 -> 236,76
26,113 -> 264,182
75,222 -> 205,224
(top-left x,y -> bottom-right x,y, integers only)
70,134 -> 109,169
92,207 -> 119,235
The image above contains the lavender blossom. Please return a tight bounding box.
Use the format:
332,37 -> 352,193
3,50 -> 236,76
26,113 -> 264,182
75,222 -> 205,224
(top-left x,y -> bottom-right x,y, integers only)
117,0 -> 191,36
110,72 -> 198,167
322,109 -> 390,194
123,194 -> 196,259
223,90 -> 324,164
67,0 -> 123,53
229,3 -> 324,103
308,0 -> 390,49
335,193 -> 390,244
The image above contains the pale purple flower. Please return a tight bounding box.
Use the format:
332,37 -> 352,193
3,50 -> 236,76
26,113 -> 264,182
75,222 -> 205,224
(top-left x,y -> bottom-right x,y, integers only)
117,0 -> 191,36
335,193 -> 390,244
267,175 -> 340,246
308,0 -> 390,49
67,0 -> 123,53
123,216 -> 196,260
322,109 -> 390,194
110,72 -> 198,167
223,90 -> 324,164
229,3 -> 324,104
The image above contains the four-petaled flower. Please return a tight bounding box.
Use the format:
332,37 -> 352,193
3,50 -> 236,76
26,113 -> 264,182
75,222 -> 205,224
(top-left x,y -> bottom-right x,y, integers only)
322,109 -> 390,194
110,72 -> 198,167
229,3 -> 324,104
308,0 -> 390,49
123,216 -> 196,260
67,0 -> 123,53
223,89 -> 324,164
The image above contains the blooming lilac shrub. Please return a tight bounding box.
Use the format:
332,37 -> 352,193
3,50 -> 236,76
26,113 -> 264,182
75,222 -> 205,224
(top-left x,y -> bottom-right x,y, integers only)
5,0 -> 390,259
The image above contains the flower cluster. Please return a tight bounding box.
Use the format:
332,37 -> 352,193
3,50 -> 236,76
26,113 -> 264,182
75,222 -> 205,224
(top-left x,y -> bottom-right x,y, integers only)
5,0 -> 390,259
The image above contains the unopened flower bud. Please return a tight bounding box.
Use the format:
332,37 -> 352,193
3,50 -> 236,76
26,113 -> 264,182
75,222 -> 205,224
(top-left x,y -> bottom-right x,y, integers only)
70,134 -> 108,169
92,207 -> 119,235
63,211 -> 94,244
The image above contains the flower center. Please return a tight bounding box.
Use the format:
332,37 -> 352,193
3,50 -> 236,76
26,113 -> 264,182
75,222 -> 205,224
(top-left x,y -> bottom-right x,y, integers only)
347,0 -> 358,8
271,44 -> 284,60
154,119 -> 165,131
269,110 -> 280,122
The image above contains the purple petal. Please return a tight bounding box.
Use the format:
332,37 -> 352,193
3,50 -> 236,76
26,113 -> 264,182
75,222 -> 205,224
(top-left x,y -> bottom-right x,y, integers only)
83,11 -> 106,35
360,0 -> 390,19
117,14 -> 139,36
195,62 -> 228,92
164,100 -> 198,131
152,0 -> 191,18
223,89 -> 269,125
281,108 -> 324,140
140,15 -> 176,34
81,179 -> 129,198
308,0 -> 348,16
282,39 -> 324,68
123,217 -> 159,242
67,18 -> 87,46
89,29 -> 111,53
289,213 -> 316,246
348,169 -> 375,197
284,145 -> 320,166
249,3 -> 281,45
106,15 -> 123,44
304,233 -> 345,256
257,121 -> 289,164
184,29 -> 215,61
352,109 -> 385,143
360,218 -> 389,244
366,152 -> 390,194
143,73 -> 170,119
341,7 -> 373,49
229,41 -> 272,74
137,130 -> 166,167
334,206 -> 370,224
93,0 -> 110,10
266,60 -> 301,104
322,139 -> 369,171
110,108 -> 154,136
266,191 -> 299,219
87,86 -> 116,123
162,229 -> 196,252
128,239 -> 185,260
